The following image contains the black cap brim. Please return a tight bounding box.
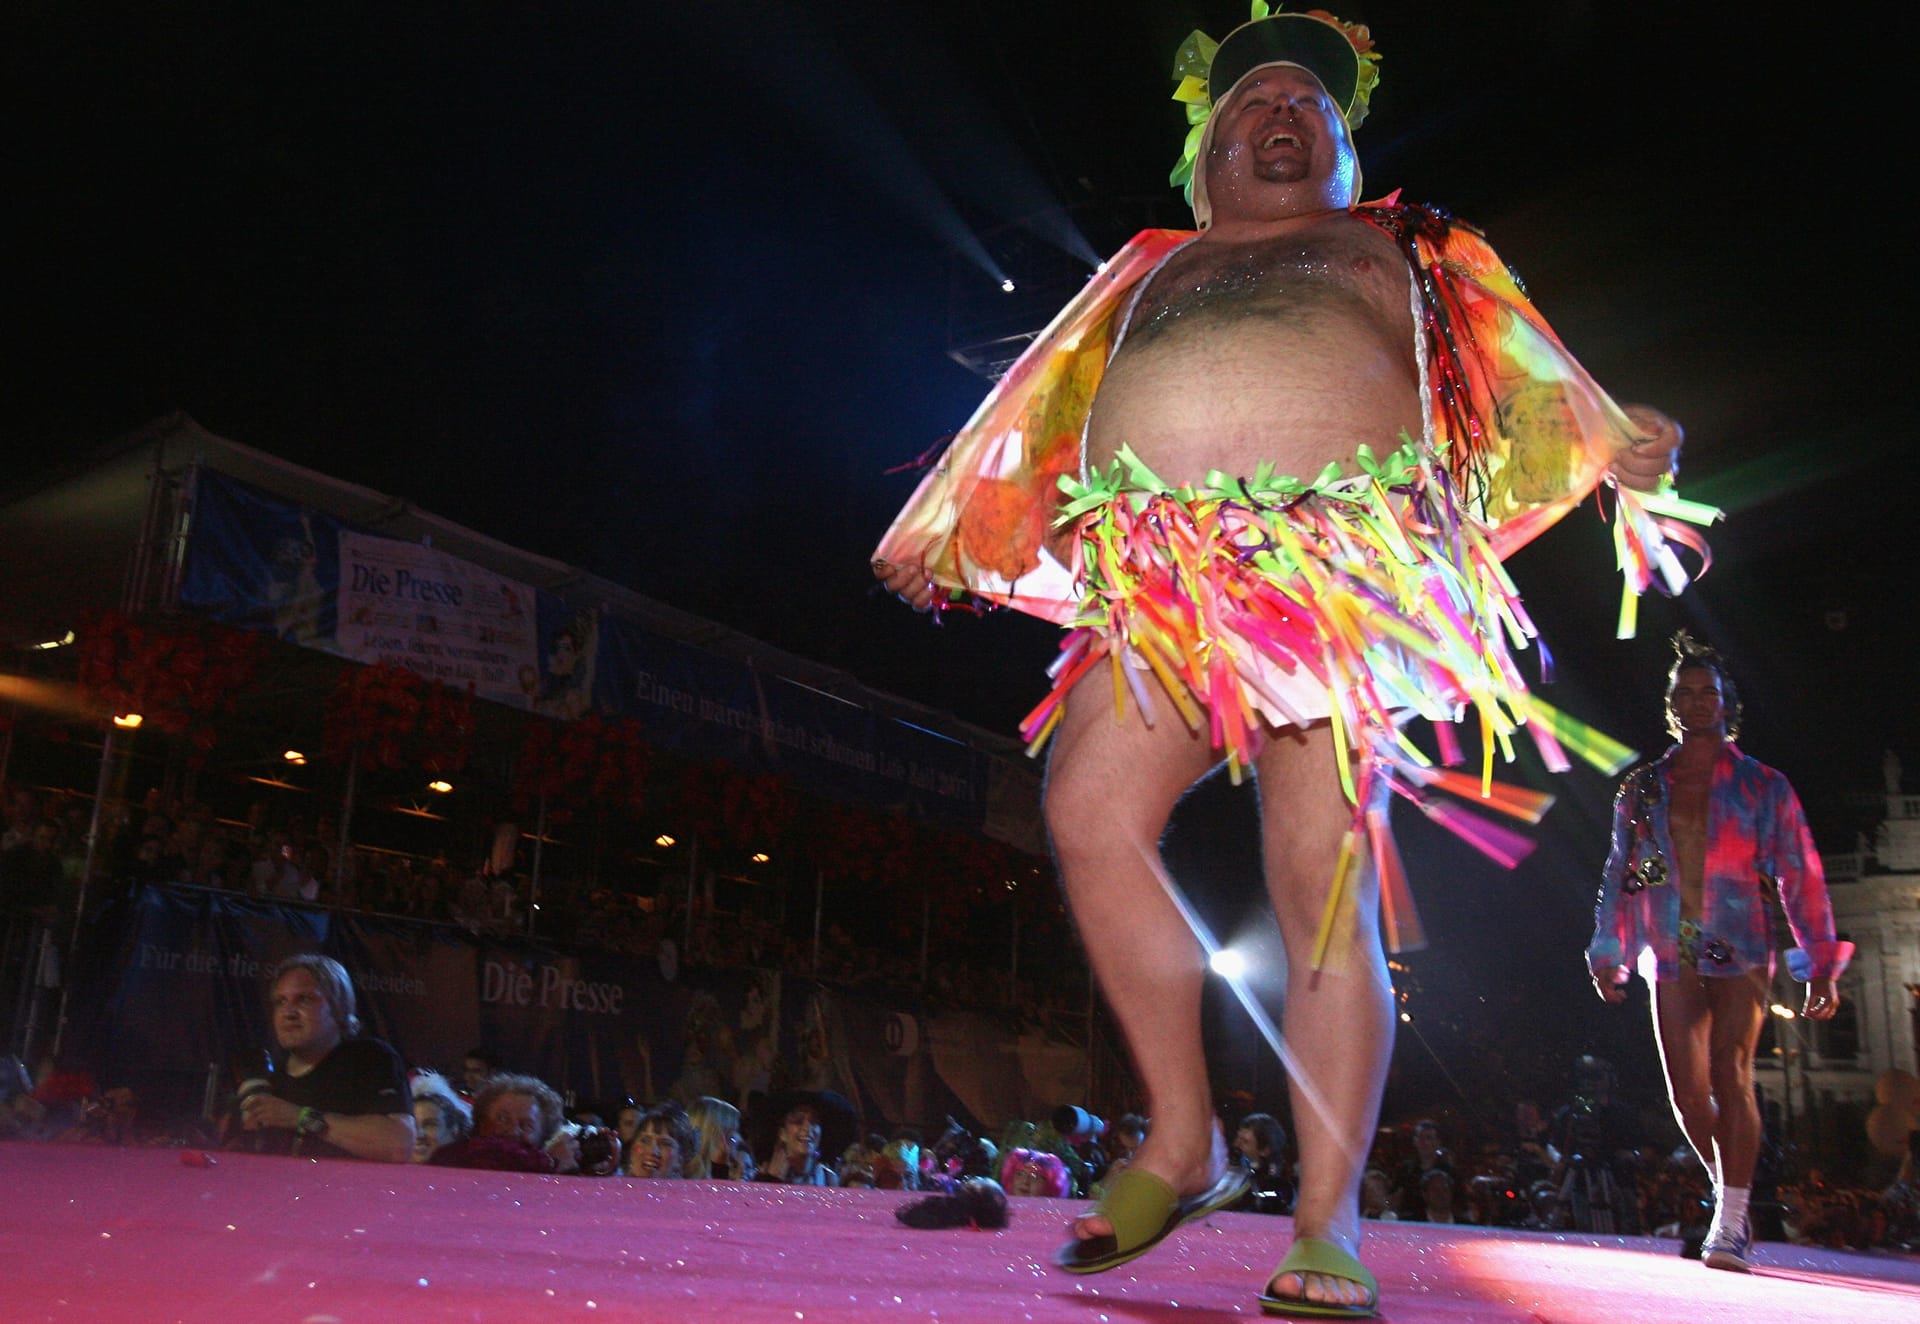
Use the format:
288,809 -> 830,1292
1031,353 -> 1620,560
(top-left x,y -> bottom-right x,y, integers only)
1208,14 -> 1359,116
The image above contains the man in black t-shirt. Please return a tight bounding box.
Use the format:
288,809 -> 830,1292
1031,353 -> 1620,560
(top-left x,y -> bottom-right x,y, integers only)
236,954 -> 413,1161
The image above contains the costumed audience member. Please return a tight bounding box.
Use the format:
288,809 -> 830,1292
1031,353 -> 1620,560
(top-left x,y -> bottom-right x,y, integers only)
1002,1147 -> 1074,1198
431,1073 -> 580,1173
838,1135 -> 883,1188
757,1099 -> 838,1186
875,1128 -> 926,1190
1588,633 -> 1852,1271
873,6 -> 1702,1315
233,954 -> 412,1161
409,1069 -> 472,1163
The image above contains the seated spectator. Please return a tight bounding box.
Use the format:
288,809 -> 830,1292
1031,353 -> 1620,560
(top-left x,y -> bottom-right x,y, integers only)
837,1135 -> 883,1188
757,1098 -> 839,1186
625,1101 -> 697,1179
461,1048 -> 501,1100
1396,1118 -> 1456,1220
431,1073 -> 580,1173
1420,1167 -> 1459,1224
613,1096 -> 643,1153
1520,1178 -> 1564,1231
1232,1111 -> 1293,1214
1360,1167 -> 1399,1221
686,1095 -> 755,1181
2,818 -> 69,927
874,1128 -> 926,1191
409,1070 -> 472,1163
1001,1147 -> 1072,1198
1105,1113 -> 1148,1175
233,954 -> 413,1162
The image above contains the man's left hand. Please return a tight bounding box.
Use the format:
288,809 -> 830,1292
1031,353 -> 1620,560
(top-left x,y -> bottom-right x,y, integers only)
1803,976 -> 1841,1021
1609,404 -> 1683,492
240,1093 -> 300,1132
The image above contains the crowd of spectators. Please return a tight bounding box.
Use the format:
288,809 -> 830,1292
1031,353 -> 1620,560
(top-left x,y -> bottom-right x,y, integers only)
0,785 -> 1083,1026
9,787 -> 1920,1258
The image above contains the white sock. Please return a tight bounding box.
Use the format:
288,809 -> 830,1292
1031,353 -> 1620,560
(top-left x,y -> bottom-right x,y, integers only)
1711,1186 -> 1751,1244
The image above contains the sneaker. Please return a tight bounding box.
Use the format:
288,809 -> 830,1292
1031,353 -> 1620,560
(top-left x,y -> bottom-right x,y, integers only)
1701,1230 -> 1752,1273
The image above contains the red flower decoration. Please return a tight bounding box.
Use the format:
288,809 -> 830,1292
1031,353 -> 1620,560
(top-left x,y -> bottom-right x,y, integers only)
74,611 -> 264,767
322,663 -> 475,772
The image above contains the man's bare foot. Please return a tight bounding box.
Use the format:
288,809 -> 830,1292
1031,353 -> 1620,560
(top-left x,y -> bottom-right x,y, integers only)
1265,1269 -> 1374,1311
1068,1123 -> 1227,1241
1263,1231 -> 1377,1314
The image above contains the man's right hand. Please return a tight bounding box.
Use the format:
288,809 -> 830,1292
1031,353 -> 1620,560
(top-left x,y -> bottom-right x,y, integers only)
1590,966 -> 1630,1004
872,557 -> 935,613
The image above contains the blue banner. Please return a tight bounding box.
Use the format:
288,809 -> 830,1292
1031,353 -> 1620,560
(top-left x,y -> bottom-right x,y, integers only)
180,469 -> 545,708
595,613 -> 989,829
175,468 -> 1013,835
65,886 -> 1073,1136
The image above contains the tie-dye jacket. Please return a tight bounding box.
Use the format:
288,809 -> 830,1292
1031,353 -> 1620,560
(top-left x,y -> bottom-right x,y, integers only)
1587,742 -> 1853,983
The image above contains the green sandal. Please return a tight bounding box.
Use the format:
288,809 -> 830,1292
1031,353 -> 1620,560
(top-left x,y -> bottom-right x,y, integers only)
1258,1236 -> 1379,1318
1052,1164 -> 1251,1274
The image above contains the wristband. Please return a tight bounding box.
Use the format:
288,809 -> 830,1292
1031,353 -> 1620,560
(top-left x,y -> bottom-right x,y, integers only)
295,1107 -> 330,1138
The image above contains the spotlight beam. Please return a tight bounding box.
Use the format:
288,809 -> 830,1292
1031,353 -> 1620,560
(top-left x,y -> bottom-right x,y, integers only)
1132,840 -> 1367,1173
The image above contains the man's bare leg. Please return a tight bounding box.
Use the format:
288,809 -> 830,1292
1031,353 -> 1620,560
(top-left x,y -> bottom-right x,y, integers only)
1650,974 -> 1719,1183
1045,677 -> 1225,1240
1702,970 -> 1769,1191
1258,725 -> 1392,1311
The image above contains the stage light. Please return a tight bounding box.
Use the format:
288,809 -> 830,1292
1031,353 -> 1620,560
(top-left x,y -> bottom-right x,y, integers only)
1769,1003 -> 1796,1019
655,834 -> 676,848
1209,948 -> 1247,979
427,780 -> 452,793
112,713 -> 142,728
1399,1011 -> 1413,1023
30,631 -> 75,650
1000,278 -> 1016,293
283,750 -> 306,765
750,852 -> 769,864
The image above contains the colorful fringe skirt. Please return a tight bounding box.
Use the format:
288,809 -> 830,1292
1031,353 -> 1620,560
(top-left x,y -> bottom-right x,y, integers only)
1019,438 -> 1642,965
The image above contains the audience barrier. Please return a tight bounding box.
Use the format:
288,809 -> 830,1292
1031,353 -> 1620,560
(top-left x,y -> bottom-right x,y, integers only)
61,882 -> 1088,1131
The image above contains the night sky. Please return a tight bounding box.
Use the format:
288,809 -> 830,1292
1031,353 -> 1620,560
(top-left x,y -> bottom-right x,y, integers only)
11,3 -> 1911,1120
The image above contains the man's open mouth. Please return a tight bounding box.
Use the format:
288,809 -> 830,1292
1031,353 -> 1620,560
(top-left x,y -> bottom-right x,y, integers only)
1261,131 -> 1303,150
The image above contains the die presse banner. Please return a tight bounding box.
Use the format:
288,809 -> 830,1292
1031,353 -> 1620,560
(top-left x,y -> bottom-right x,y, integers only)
177,467 -> 994,830
68,885 -> 1080,1135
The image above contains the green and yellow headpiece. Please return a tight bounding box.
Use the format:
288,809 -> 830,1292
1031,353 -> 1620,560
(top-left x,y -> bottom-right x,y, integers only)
1171,3 -> 1382,222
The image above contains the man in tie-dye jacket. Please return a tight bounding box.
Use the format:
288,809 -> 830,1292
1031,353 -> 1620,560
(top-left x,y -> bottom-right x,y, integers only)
1588,632 -> 1851,1274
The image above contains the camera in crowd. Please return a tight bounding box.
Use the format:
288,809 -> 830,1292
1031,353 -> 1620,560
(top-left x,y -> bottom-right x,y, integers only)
563,1121 -> 622,1176
929,1116 -> 999,1180
1051,1105 -> 1106,1144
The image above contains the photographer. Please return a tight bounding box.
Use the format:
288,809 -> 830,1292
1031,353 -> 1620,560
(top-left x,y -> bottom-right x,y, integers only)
1050,1105 -> 1109,1198
1547,1056 -> 1643,1234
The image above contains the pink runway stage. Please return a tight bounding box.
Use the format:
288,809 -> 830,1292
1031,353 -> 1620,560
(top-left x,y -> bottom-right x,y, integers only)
4,1146 -> 1917,1324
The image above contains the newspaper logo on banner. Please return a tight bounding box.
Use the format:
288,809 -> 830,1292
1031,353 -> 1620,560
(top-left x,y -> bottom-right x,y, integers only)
337,531 -> 538,707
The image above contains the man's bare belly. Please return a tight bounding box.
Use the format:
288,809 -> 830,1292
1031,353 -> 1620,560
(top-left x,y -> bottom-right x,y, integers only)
1085,215 -> 1424,485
